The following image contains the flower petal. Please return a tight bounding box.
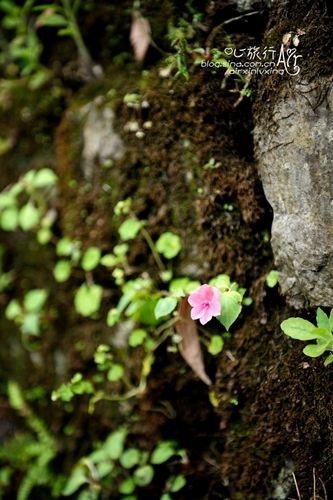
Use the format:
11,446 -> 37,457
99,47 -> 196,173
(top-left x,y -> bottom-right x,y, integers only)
209,300 -> 221,317
200,284 -> 214,301
190,304 -> 206,320
199,309 -> 213,325
188,290 -> 204,307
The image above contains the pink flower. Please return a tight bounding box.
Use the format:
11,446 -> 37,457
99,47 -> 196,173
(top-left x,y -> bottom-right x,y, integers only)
188,284 -> 221,325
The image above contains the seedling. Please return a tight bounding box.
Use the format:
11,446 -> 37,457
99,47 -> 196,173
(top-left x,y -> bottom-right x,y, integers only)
281,308 -> 333,366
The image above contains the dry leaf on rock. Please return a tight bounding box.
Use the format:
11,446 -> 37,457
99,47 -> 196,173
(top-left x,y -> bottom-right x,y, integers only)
130,11 -> 151,62
175,298 -> 212,386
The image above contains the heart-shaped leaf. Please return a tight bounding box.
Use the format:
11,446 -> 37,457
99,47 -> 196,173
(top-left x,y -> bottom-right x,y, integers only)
218,291 -> 242,331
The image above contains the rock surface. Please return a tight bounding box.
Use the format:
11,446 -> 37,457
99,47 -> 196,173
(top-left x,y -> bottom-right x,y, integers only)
254,80 -> 333,308
81,98 -> 124,180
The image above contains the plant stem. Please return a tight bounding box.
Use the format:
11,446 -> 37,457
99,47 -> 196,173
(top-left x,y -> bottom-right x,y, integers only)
140,226 -> 165,273
61,0 -> 92,64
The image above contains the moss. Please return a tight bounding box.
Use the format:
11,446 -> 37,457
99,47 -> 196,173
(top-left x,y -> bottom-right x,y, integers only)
1,2 -> 332,498
0,78 -> 63,189
254,0 -> 333,115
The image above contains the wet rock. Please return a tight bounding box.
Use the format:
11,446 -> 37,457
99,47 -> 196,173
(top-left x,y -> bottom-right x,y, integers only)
254,80 -> 333,308
81,98 -> 124,180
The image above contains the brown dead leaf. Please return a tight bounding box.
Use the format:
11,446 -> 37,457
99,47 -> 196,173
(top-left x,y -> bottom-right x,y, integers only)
175,299 -> 212,386
130,11 -> 151,62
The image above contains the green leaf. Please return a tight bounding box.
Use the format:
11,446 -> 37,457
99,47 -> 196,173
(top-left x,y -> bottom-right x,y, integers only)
56,237 -> 75,257
118,218 -> 142,241
22,312 -> 40,335
156,232 -> 182,259
33,168 -> 57,187
150,442 -> 176,464
218,291 -> 242,331
114,243 -> 128,257
154,297 -> 177,320
0,191 -> 17,209
104,428 -> 127,460
170,474 -> 186,493
0,207 -> 19,231
36,12 -> 67,27
63,466 -> 87,496
243,297 -> 253,306
266,270 -> 279,288
53,260 -> 72,282
324,353 -> 333,367
18,203 -> 40,231
107,364 -> 124,382
209,274 -> 231,290
120,449 -> 141,469
161,270 -> 173,282
330,309 -> 333,333
107,308 -> 120,326
119,477 -> 135,495
58,27 -> 74,36
281,318 -> 318,340
169,278 -> 201,298
89,446 -> 109,464
133,465 -> 154,486
24,289 -> 47,312
100,254 -> 118,267
37,227 -> 52,244
303,341 -> 331,357
96,460 -> 113,478
311,327 -> 332,342
161,494 -> 172,500
81,247 -> 101,271
7,381 -> 25,411
5,299 -> 22,320
132,298 -> 159,326
129,328 -> 147,347
208,335 -> 224,355
22,170 -> 36,186
74,284 -> 103,317
316,308 -> 330,332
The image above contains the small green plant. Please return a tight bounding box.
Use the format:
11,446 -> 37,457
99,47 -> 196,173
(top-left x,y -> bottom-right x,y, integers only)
2,173 -> 250,412
5,288 -> 48,336
0,167 -> 57,243
163,13 -> 252,105
203,157 -> 221,170
0,0 -> 42,77
0,381 -> 59,500
53,236 -> 82,283
266,270 -> 279,288
49,194 -> 252,409
62,428 -> 186,499
281,308 -> 333,365
35,0 -> 97,76
0,0 -> 98,80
